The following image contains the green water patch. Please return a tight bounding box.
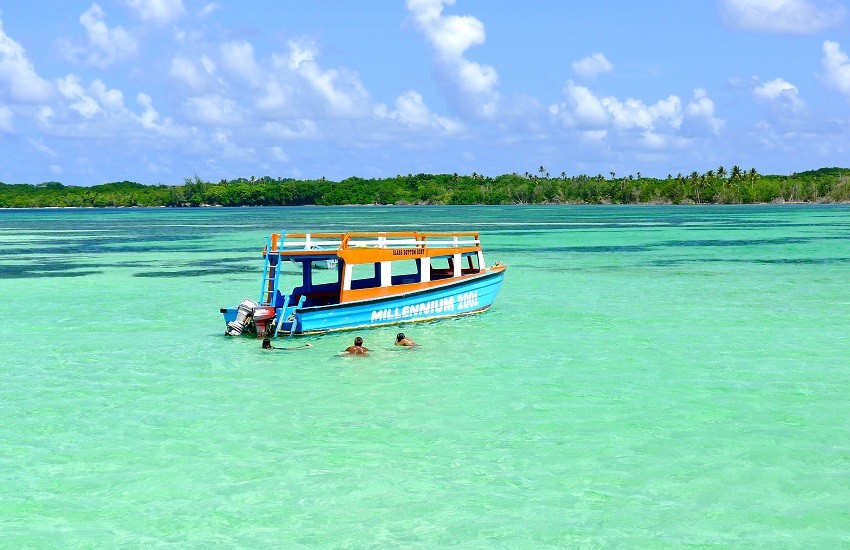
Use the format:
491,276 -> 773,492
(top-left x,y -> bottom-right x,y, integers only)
658,236 -> 816,248
0,263 -> 103,278
649,257 -> 850,266
132,268 -> 242,278
490,245 -> 654,254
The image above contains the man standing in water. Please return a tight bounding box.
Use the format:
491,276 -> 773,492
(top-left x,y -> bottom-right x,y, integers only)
344,336 -> 369,355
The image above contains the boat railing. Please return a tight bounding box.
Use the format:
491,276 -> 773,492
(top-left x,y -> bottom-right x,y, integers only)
270,232 -> 480,252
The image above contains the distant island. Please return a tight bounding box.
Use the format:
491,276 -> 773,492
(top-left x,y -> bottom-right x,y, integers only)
1,167 -> 849,208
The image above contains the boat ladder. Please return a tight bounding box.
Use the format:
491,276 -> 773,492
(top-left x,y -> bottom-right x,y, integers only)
288,296 -> 306,338
259,233 -> 282,306
273,294 -> 305,338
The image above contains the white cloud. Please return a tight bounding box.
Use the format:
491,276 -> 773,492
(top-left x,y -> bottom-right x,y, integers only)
685,89 -> 724,135
170,57 -> 206,90
221,41 -> 262,87
210,129 -> 255,160
47,74 -> 185,140
821,40 -> 850,96
640,131 -> 672,150
200,56 -> 216,75
136,93 -> 159,129
199,2 -> 221,17
37,106 -> 55,125
752,77 -> 804,111
0,104 -> 13,132
256,79 -> 291,112
185,94 -> 242,125
56,74 -> 102,118
581,130 -> 607,142
29,138 -> 58,157
550,83 -> 686,133
168,37 -> 374,123
550,82 -> 608,127
407,0 -> 499,119
286,40 -> 370,117
132,93 -> 183,136
90,79 -> 125,111
602,95 -> 682,131
263,120 -> 319,140
719,0 -> 845,33
551,83 -> 724,145
127,0 -> 185,25
76,3 -> 138,67
269,146 -> 289,162
573,52 -> 613,80
0,17 -> 52,103
374,90 -> 462,134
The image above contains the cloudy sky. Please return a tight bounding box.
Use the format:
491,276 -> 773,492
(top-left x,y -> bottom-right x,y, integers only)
1,0 -> 850,185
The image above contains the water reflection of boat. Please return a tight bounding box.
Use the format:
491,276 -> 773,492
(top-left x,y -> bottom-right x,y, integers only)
221,230 -> 507,336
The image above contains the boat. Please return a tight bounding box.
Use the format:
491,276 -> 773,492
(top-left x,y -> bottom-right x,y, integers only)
220,230 -> 507,336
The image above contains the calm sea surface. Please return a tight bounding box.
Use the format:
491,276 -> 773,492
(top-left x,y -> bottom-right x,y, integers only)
1,205 -> 848,547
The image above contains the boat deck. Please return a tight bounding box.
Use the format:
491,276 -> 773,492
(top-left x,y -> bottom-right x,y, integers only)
268,231 -> 483,259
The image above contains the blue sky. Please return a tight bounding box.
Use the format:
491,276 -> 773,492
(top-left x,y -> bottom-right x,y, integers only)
1,0 -> 850,185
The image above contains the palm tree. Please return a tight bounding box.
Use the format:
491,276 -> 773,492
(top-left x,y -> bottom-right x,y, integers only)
717,166 -> 727,180
747,167 -> 759,181
539,166 -> 547,179
689,171 -> 700,202
730,165 -> 742,181
747,168 -> 759,200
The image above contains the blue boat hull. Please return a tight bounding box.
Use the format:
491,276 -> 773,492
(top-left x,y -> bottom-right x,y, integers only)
287,269 -> 505,335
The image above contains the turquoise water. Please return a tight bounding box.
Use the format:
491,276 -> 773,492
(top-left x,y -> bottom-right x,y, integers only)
1,205 -> 849,547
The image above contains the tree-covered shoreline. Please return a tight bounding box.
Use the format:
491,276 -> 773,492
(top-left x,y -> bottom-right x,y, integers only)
2,167 -> 849,208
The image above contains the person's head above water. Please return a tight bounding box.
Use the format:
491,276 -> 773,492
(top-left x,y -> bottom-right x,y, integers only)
394,332 -> 416,346
262,338 -> 272,349
344,336 -> 369,354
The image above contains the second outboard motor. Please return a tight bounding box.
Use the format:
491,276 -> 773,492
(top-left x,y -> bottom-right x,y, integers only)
226,298 -> 258,336
252,306 -> 277,338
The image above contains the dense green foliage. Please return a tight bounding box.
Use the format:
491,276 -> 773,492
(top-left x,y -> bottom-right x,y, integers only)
2,167 -> 849,208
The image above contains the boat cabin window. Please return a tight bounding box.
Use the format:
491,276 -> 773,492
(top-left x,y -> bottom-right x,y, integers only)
428,253 -> 481,280
349,262 -> 380,290
391,259 -> 421,286
288,258 -> 342,307
430,255 -> 454,281
461,252 -> 480,273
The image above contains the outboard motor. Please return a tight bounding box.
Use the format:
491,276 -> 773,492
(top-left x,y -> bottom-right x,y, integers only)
226,298 -> 259,336
252,306 -> 277,338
